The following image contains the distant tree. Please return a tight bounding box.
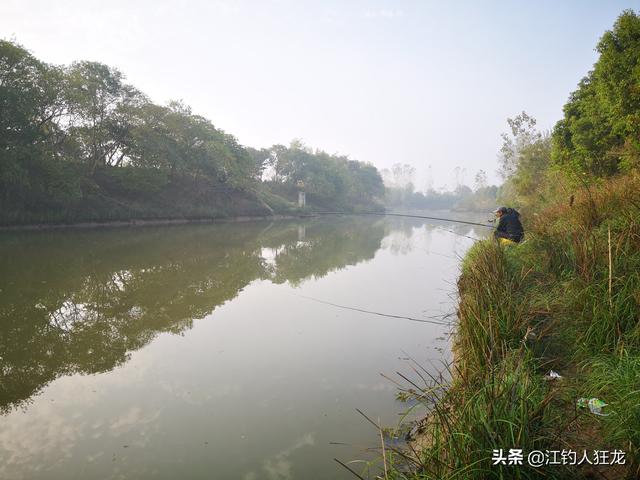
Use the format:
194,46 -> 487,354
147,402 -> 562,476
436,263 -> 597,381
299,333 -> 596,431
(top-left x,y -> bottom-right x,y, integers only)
453,166 -> 467,189
497,112 -> 551,206
474,170 -> 488,191
261,141 -> 384,210
454,184 -> 473,197
246,146 -> 272,181
498,112 -> 541,179
391,163 -> 415,191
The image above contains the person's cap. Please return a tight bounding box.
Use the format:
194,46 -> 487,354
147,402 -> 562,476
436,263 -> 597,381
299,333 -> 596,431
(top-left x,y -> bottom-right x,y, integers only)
493,207 -> 508,214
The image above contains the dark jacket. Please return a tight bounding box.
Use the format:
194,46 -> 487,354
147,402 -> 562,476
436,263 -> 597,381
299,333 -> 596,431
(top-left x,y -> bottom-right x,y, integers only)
495,210 -> 524,242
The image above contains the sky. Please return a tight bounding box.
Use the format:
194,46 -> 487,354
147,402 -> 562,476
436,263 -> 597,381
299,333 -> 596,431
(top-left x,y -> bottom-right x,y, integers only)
2,0 -> 638,190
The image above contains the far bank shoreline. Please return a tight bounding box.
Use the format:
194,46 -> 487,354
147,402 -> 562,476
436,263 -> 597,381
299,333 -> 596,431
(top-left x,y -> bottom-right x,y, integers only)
0,213 -> 312,232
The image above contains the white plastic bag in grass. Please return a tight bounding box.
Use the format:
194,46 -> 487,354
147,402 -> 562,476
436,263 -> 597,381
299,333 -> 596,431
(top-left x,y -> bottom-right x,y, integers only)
544,370 -> 562,380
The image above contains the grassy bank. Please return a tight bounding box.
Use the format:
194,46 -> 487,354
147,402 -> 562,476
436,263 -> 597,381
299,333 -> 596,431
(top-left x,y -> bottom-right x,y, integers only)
378,173 -> 640,479
367,12 -> 640,478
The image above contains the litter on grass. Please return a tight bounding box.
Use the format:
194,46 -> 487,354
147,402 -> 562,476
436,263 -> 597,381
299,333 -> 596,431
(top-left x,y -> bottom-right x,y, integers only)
544,370 -> 562,381
577,397 -> 610,416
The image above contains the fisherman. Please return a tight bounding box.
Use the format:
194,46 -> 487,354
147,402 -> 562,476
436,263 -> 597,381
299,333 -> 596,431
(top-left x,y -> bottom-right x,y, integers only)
493,207 -> 524,244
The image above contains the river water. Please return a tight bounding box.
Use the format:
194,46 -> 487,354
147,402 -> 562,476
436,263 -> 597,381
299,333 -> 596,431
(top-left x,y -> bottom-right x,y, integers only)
0,215 -> 484,479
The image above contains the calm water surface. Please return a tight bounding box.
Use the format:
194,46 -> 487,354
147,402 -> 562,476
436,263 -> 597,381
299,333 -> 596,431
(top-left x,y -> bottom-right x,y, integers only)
0,216 -> 483,479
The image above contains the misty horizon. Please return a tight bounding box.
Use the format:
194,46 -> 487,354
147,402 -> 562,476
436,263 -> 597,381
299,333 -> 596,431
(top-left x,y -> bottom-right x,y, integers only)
2,0 -> 636,190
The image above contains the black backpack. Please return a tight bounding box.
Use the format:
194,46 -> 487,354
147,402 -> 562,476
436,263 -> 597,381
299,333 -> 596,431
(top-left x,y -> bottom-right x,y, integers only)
506,207 -> 520,217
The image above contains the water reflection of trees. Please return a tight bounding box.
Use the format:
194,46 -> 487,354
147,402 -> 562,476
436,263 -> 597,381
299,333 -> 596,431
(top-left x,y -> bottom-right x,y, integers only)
0,218 -> 385,413
261,220 -> 386,286
380,217 -> 489,256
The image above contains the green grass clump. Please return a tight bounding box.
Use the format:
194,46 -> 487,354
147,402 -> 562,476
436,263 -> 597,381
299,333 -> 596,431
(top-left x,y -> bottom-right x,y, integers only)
381,173 -> 640,480
398,353 -> 565,480
581,351 -> 640,461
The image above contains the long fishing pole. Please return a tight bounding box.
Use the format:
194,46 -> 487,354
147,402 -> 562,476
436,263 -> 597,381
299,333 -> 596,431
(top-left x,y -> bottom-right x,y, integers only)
309,211 -> 493,241
435,227 -> 483,241
293,293 -> 451,325
312,211 -> 495,229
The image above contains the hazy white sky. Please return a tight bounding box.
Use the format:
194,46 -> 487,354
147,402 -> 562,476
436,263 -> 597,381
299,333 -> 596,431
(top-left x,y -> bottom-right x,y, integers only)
2,0 -> 637,189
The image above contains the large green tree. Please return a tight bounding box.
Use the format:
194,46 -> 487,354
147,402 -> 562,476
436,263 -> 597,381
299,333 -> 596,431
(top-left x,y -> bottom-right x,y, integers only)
552,9 -> 640,176
63,61 -> 144,171
0,40 -> 71,211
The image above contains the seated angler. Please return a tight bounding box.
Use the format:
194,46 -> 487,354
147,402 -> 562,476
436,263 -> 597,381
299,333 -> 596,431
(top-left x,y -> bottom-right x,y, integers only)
493,207 -> 524,244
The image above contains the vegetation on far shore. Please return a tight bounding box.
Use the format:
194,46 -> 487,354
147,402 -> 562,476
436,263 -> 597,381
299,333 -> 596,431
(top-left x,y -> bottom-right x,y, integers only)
381,163 -> 498,212
371,9 -> 640,480
1,38 -> 504,226
0,41 -> 385,225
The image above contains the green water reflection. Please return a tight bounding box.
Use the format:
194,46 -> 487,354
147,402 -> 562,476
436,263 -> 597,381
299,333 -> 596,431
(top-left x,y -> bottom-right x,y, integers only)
1,219 -> 386,412
0,216 -> 481,479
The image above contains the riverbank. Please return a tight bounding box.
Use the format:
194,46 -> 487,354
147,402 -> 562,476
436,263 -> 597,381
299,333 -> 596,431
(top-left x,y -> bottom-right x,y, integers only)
0,214 -> 307,231
388,173 -> 640,479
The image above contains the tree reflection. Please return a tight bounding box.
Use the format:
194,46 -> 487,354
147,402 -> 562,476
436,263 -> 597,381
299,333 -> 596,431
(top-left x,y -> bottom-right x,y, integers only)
0,218 -> 385,412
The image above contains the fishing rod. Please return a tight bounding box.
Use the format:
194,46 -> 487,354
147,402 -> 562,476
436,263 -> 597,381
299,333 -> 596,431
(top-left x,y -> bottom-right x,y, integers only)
309,211 -> 493,240
435,227 -> 483,241
312,211 -> 495,229
293,293 -> 452,326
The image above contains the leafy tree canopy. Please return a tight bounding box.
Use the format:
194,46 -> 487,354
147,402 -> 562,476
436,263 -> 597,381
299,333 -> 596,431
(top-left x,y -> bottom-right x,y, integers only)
552,10 -> 640,177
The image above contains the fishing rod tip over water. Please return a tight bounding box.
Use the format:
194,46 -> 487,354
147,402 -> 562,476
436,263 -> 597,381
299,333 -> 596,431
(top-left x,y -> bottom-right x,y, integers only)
312,211 -> 495,229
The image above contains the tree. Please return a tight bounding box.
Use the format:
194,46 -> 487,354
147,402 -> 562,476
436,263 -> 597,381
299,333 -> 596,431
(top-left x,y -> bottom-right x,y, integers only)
391,163 -> 416,191
0,40 -> 65,149
552,10 -> 640,176
123,100 -> 255,189
260,141 -> 384,210
0,40 -> 69,209
64,61 -> 143,171
498,111 -> 541,179
246,146 -> 273,181
497,113 -> 551,206
474,170 -> 488,191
